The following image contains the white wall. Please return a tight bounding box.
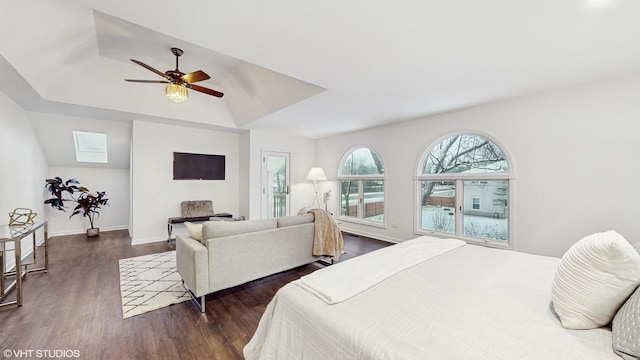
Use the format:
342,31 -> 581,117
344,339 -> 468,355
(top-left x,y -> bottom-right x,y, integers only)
130,121 -> 240,244
244,130 -> 317,220
45,167 -> 130,236
238,131 -> 251,219
0,91 -> 48,267
318,74 -> 640,257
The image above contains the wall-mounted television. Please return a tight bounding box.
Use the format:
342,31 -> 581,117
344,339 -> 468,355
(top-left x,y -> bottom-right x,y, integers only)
173,152 -> 226,180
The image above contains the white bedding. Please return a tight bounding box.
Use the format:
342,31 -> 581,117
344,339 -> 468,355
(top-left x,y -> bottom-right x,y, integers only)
299,236 -> 464,304
244,239 -> 620,360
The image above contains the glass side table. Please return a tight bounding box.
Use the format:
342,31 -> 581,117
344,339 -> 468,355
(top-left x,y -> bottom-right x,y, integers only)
0,221 -> 48,308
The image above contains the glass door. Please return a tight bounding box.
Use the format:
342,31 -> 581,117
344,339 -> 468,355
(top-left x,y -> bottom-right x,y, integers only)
262,151 -> 290,219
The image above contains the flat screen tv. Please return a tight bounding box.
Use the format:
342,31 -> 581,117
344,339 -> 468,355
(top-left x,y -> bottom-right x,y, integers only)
173,152 -> 225,180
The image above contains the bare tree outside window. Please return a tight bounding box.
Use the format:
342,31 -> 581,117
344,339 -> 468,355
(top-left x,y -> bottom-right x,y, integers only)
339,147 -> 385,223
421,134 -> 507,204
419,134 -> 510,243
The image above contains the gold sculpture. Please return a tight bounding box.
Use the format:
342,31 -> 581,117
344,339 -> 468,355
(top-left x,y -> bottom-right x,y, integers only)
8,208 -> 37,226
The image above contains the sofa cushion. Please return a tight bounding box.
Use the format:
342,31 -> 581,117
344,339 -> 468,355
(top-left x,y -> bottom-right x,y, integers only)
201,219 -> 277,242
184,221 -> 203,240
277,213 -> 315,228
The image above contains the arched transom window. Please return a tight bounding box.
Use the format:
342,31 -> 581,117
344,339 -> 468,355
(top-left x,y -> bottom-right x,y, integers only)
417,133 -> 511,246
338,147 -> 385,225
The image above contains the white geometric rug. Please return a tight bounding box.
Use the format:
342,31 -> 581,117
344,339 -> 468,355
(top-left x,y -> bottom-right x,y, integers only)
119,251 -> 191,319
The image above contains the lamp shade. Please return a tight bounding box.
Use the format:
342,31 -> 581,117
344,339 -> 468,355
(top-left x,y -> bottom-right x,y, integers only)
166,83 -> 188,103
306,167 -> 327,181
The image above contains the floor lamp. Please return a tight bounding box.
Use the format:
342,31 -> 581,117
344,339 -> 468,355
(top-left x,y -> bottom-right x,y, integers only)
306,167 -> 327,209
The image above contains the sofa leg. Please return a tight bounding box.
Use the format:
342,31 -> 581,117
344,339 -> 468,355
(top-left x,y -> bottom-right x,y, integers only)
182,280 -> 206,313
188,292 -> 206,313
188,293 -> 206,313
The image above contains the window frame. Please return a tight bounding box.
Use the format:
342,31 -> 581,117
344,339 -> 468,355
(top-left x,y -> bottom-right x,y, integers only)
414,132 -> 514,248
337,146 -> 387,228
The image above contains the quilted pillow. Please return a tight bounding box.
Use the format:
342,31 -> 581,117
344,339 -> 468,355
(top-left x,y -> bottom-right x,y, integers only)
612,285 -> 640,360
181,200 -> 214,218
634,242 -> 640,254
551,230 -> 640,329
184,222 -> 202,241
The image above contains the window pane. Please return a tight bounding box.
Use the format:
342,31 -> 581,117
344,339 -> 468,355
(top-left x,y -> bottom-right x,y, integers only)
340,148 -> 384,176
73,131 -> 108,163
363,180 -> 384,223
463,181 -> 508,241
472,197 -> 480,210
340,180 -> 359,217
422,134 -> 507,175
420,181 -> 455,234
266,155 -> 287,219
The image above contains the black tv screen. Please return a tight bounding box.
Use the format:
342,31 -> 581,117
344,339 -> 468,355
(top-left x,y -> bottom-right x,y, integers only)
173,152 -> 225,180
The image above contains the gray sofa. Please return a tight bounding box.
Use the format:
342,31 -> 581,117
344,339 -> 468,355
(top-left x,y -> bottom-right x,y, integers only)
176,213 -> 321,312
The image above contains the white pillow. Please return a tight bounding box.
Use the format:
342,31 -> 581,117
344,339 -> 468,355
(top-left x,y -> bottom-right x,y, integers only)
184,221 -> 202,241
551,230 -> 640,329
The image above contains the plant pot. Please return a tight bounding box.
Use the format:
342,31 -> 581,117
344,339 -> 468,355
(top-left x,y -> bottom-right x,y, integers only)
87,228 -> 100,237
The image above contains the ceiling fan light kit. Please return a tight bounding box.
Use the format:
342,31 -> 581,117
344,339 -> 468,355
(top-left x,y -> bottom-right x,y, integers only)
165,83 -> 188,103
125,47 -> 223,103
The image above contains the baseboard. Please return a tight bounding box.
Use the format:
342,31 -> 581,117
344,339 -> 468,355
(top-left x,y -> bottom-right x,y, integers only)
131,236 -> 167,246
49,225 -> 129,237
339,227 -> 401,244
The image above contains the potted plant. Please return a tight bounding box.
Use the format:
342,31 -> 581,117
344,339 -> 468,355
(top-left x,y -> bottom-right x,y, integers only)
44,177 -> 109,237
71,190 -> 109,236
44,177 -> 79,210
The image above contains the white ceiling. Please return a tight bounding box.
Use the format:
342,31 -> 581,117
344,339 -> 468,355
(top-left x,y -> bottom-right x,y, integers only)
2,0 -> 640,168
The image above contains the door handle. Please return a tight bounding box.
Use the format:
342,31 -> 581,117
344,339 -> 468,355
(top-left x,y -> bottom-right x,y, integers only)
286,185 -> 290,195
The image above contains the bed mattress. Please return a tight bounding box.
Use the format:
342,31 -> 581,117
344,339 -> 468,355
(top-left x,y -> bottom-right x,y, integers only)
244,239 -> 619,360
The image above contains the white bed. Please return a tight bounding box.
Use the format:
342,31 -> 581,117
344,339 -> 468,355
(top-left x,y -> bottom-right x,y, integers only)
244,237 -> 620,360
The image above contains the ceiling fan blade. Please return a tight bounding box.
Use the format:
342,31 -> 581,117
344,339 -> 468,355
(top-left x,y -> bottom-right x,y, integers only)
124,79 -> 170,83
186,83 -> 224,98
130,59 -> 171,81
181,70 -> 210,84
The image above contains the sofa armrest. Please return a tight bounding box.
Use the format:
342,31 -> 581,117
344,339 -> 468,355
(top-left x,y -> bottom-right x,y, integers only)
176,234 -> 209,297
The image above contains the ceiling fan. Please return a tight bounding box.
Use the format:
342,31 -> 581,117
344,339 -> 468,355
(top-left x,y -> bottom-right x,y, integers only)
125,47 -> 224,103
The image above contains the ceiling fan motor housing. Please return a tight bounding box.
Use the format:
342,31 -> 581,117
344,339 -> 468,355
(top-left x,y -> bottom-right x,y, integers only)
166,70 -> 185,78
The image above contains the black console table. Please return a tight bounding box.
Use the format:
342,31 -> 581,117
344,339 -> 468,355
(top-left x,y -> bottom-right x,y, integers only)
167,213 -> 233,240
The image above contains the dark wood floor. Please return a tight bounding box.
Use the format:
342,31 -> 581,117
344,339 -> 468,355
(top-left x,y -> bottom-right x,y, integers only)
0,230 -> 390,360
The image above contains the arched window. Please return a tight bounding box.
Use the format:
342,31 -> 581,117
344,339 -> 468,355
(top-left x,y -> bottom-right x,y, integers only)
338,147 -> 385,225
417,133 -> 511,246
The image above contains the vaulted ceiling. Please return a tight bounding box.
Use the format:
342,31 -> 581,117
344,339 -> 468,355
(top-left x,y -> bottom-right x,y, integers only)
2,0 -> 640,168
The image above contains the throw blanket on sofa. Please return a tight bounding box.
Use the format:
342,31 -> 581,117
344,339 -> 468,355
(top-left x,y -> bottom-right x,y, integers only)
308,209 -> 343,261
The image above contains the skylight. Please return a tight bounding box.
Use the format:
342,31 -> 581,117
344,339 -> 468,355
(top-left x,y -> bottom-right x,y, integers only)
73,131 -> 108,163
